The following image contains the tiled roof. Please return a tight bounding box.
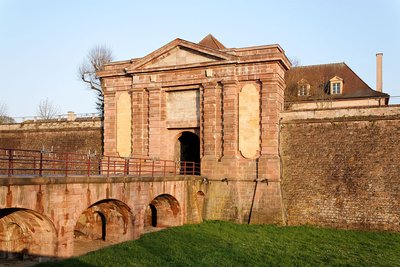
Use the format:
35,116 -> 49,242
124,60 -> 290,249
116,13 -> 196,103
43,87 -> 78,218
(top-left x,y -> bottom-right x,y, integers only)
285,62 -> 389,101
198,34 -> 226,50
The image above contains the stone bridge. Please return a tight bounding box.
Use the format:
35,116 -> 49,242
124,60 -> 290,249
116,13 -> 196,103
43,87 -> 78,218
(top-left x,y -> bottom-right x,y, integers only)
0,174 -> 205,259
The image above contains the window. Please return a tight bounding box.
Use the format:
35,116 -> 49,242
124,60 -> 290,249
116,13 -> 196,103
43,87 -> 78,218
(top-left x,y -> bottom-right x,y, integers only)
298,85 -> 308,96
332,82 -> 341,94
297,79 -> 310,96
329,76 -> 343,95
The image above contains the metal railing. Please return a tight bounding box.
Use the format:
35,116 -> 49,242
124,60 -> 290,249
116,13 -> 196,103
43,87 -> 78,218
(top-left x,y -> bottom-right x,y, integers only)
0,148 -> 201,177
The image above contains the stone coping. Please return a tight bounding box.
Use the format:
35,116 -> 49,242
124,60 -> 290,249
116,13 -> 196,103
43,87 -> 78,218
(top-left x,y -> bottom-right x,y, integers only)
281,105 -> 400,123
0,175 -> 202,186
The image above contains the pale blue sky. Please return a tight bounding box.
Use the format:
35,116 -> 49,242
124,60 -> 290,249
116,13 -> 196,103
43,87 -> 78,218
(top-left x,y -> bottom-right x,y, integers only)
0,0 -> 399,117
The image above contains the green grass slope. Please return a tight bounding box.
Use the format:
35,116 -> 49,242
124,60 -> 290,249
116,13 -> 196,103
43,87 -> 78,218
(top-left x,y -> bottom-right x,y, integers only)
38,221 -> 400,267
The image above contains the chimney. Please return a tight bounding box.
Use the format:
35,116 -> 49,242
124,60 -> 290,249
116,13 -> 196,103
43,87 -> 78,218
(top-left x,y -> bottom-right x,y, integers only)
67,111 -> 76,121
376,53 -> 383,92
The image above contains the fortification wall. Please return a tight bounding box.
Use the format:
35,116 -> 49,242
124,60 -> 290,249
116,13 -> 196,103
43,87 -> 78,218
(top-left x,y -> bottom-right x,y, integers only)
280,105 -> 400,231
0,118 -> 102,154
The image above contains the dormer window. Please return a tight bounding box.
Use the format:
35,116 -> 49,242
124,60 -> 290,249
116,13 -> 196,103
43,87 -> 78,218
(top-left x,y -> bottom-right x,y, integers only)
332,82 -> 341,94
297,79 -> 310,96
298,84 -> 308,96
330,76 -> 343,94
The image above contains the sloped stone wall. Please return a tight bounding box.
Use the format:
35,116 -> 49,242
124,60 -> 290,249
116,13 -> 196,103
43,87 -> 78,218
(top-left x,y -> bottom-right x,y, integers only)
281,106 -> 400,231
0,118 -> 102,154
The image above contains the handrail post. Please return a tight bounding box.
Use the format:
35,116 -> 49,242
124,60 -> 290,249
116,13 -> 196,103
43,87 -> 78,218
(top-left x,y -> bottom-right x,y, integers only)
174,161 -> 177,176
65,153 -> 69,177
107,156 -> 110,177
184,161 -> 187,176
99,158 -> 102,175
8,149 -> 13,177
126,158 -> 130,176
192,162 -> 195,175
33,156 -> 36,175
138,159 -> 142,176
39,151 -> 43,177
151,160 -> 155,177
87,157 -> 91,177
123,159 -> 126,175
163,160 -> 166,177
52,155 -> 56,175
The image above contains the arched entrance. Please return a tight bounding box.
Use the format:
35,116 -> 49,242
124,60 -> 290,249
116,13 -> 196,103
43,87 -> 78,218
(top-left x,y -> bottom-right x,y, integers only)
73,199 -> 133,255
144,194 -> 181,229
0,208 -> 57,259
176,131 -> 200,175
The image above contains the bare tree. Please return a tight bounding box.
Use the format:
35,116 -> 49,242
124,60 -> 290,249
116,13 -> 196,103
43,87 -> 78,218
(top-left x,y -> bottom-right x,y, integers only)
312,77 -> 333,109
0,103 -> 15,124
37,98 -> 60,119
0,102 -> 7,118
78,45 -> 113,114
288,56 -> 301,67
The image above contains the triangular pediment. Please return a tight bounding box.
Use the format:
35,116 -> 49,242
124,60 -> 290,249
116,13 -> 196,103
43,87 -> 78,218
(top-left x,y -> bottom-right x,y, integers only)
297,78 -> 309,84
127,38 -> 236,72
142,46 -> 220,69
330,76 -> 343,82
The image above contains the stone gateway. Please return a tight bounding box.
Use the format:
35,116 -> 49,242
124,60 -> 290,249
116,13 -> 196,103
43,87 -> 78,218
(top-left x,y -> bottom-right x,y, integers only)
98,34 -> 290,224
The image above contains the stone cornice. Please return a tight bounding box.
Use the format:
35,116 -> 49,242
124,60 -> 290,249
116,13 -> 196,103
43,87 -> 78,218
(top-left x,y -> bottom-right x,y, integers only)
98,57 -> 290,78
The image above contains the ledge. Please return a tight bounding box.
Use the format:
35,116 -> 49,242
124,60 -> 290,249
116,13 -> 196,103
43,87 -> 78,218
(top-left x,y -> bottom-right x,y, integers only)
0,175 -> 202,186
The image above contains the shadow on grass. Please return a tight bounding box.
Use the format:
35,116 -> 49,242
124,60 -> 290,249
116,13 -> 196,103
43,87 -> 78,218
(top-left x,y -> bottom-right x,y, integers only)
36,258 -> 98,267
0,251 -> 97,267
29,221 -> 400,267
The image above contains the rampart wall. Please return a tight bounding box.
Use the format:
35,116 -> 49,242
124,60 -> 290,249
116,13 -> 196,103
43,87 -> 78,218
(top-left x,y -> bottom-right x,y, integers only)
0,118 -> 102,154
281,105 -> 400,231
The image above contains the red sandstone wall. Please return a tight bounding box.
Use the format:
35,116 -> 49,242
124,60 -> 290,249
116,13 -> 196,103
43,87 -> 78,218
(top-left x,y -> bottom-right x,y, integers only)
0,176 -> 203,258
0,119 -> 102,154
281,114 -> 400,231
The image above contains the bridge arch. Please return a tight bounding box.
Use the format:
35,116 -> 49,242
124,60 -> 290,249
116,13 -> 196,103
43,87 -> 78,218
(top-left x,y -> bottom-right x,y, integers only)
74,199 -> 134,247
0,208 -> 57,259
145,194 -> 181,228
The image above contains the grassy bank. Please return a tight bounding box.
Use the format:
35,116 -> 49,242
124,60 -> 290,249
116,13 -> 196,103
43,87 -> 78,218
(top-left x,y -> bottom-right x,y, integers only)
38,221 -> 400,266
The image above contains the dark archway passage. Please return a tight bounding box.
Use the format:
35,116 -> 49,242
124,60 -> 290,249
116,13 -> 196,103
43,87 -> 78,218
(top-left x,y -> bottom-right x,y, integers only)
0,208 -> 57,259
150,204 -> 157,227
73,199 -> 133,256
95,211 -> 107,241
144,194 -> 181,229
177,132 -> 200,174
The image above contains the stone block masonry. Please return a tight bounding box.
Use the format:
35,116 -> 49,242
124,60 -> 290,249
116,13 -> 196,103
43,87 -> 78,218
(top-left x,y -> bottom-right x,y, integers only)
0,117 -> 102,154
280,106 -> 400,231
0,175 -> 205,258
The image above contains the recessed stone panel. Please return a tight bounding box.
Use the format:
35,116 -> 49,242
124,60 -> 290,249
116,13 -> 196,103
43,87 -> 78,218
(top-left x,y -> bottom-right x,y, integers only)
239,83 -> 260,158
116,92 -> 132,157
167,90 -> 200,128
